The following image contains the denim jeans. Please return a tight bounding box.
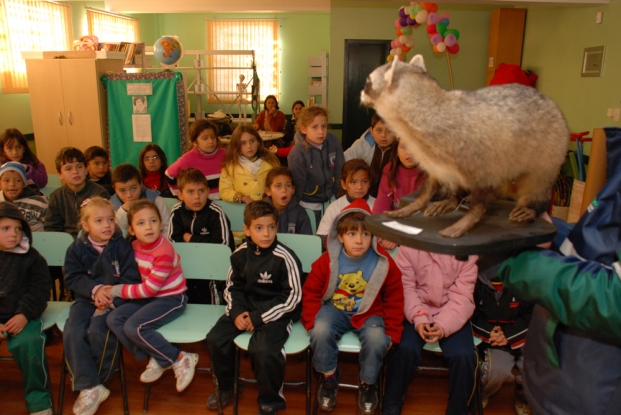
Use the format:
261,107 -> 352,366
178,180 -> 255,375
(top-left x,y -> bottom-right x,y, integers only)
107,294 -> 187,368
310,303 -> 391,384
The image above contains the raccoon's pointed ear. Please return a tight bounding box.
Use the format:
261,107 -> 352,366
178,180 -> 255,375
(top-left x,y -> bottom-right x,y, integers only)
409,54 -> 426,73
384,57 -> 399,87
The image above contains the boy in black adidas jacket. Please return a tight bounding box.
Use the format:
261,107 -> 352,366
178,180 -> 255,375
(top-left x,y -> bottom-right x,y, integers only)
206,201 -> 303,415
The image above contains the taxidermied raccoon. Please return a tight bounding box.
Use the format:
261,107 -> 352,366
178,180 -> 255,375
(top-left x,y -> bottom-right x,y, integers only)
361,55 -> 568,238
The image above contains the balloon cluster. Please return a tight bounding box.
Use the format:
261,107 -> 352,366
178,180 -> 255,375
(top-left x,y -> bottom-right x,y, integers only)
389,2 -> 461,62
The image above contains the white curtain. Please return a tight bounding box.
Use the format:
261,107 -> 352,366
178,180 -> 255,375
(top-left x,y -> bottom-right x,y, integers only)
87,8 -> 139,43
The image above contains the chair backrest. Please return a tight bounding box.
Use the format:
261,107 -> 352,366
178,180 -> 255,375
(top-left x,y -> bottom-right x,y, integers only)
163,197 -> 180,212
213,200 -> 246,231
39,186 -> 59,199
173,242 -> 231,281
31,231 -> 74,266
277,233 -> 322,273
304,208 -> 317,234
47,174 -> 62,188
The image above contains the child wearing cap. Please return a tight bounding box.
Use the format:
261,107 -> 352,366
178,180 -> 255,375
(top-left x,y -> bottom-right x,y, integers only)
0,162 -> 48,232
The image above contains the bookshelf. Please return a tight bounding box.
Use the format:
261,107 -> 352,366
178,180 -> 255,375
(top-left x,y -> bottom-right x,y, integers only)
308,50 -> 328,107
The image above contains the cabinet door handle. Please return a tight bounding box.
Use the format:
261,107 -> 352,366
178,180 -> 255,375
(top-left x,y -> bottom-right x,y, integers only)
68,111 -> 73,126
58,111 -> 63,126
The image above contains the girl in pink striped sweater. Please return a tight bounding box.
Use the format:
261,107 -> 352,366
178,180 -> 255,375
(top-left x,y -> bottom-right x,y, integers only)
104,199 -> 198,393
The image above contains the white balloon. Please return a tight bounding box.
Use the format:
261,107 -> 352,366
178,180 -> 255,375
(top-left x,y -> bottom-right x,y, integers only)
416,10 -> 428,24
399,35 -> 409,44
405,38 -> 415,47
436,42 -> 446,53
395,47 -> 403,55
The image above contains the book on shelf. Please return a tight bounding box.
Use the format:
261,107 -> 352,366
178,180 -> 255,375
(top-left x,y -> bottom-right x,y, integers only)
311,78 -> 322,86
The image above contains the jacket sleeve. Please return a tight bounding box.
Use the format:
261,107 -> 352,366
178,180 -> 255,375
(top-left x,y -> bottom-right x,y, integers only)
288,147 -> 307,202
254,110 -> 266,127
26,162 -> 48,188
301,253 -> 329,331
165,154 -> 186,196
115,207 -> 129,232
15,252 -> 52,321
218,165 -> 237,202
167,207 -> 185,242
344,137 -> 365,162
225,254 -> 250,322
270,111 -> 286,132
502,297 -> 534,349
189,208 -> 233,251
397,248 -> 430,327
64,243 -> 99,299
277,144 -> 294,158
372,172 -> 393,214
380,254 -> 405,343
433,255 -> 478,338
116,238 -> 142,285
155,196 -> 171,235
471,280 -> 496,343
332,145 -> 345,199
498,249 -> 621,341
297,208 -> 313,235
43,190 -> 65,232
248,251 -> 303,329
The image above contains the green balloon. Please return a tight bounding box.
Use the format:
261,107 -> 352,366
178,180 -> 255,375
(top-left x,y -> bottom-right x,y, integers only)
436,23 -> 447,34
401,26 -> 412,35
409,5 -> 417,15
413,4 -> 423,13
445,29 -> 460,39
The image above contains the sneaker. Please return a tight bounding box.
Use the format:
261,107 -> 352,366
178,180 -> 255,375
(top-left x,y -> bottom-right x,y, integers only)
206,384 -> 244,409
258,404 -> 278,415
73,384 -> 110,415
30,409 -> 53,415
482,398 -> 489,408
140,356 -> 171,383
357,379 -> 379,415
172,351 -> 199,392
515,401 -> 533,415
317,368 -> 339,411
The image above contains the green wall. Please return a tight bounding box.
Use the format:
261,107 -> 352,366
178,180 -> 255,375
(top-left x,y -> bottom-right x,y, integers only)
522,0 -> 621,136
329,1 -> 497,124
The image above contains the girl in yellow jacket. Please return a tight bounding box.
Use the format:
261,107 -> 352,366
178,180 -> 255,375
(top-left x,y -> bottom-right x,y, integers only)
219,125 -> 280,204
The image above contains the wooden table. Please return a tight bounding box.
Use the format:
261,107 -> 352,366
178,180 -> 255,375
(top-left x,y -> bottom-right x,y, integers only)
259,131 -> 284,141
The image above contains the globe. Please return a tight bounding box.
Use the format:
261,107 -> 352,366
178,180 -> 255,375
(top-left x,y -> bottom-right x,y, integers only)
153,36 -> 183,66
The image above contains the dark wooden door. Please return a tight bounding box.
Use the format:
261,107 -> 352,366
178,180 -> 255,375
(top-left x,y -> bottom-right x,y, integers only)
342,40 -> 391,151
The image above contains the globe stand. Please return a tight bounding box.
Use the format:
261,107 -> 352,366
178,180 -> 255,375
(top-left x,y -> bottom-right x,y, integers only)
365,195 -> 556,258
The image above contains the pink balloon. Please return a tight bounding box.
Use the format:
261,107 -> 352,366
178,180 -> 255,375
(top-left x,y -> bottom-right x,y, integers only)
395,54 -> 403,61
444,34 -> 456,47
439,12 -> 450,20
394,18 -> 402,29
430,33 -> 443,45
390,39 -> 396,48
394,39 -> 403,48
427,12 -> 439,25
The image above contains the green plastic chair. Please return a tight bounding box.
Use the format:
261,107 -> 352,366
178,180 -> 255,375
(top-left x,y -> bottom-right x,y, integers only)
47,174 -> 62,188
143,242 -> 231,412
213,200 -> 245,231
231,233 -> 321,415
32,231 -> 74,300
163,197 -> 180,212
304,208 -> 317,234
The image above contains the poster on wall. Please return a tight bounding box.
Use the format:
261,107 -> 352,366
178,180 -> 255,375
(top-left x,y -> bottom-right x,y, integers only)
103,72 -> 187,168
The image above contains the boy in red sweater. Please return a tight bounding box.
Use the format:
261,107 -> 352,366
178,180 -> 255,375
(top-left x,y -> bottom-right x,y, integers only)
301,199 -> 403,415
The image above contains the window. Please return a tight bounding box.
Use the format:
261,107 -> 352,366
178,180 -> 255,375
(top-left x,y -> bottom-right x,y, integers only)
0,0 -> 72,94
86,8 -> 139,43
206,19 -> 279,104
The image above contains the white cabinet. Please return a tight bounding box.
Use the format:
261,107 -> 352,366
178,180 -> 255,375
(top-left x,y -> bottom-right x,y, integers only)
308,50 -> 328,107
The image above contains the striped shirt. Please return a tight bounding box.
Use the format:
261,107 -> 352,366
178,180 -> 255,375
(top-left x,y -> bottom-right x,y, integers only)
119,235 -> 187,299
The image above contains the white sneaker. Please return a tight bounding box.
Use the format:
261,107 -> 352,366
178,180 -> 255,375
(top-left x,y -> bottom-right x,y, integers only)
515,401 -> 533,415
73,384 -> 110,415
140,356 -> 171,383
30,409 -> 53,415
172,351 -> 199,392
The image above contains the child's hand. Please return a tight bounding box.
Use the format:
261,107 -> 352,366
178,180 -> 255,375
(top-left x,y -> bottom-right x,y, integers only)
490,326 -> 508,347
183,232 -> 193,242
4,313 -> 28,334
252,123 -> 260,130
242,196 -> 254,205
378,238 -> 397,251
416,323 -> 431,340
269,145 -> 278,154
94,286 -> 112,308
424,324 -> 443,343
234,312 -> 251,330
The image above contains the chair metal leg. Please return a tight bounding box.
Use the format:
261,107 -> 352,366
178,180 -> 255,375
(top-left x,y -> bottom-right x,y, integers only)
57,352 -> 67,415
306,349 -> 311,415
143,384 -> 150,413
118,351 -> 129,415
233,347 -> 240,415
312,370 -> 320,415
211,358 -> 225,415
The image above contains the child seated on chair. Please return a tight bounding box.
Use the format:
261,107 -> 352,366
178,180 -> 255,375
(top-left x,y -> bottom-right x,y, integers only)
104,199 -> 199,394
63,197 -> 141,415
44,147 -> 109,238
0,202 -> 53,415
263,165 -> 312,235
301,199 -> 404,415
168,168 -> 235,304
110,163 -> 171,235
206,201 -> 303,415
382,247 -> 478,415
84,146 -> 114,195
0,162 -> 48,232
472,255 -> 534,415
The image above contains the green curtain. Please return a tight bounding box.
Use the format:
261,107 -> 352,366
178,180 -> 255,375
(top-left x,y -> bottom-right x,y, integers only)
103,72 -> 185,168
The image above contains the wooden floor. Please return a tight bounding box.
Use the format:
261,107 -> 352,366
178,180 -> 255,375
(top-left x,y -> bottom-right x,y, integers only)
3,328 -> 519,415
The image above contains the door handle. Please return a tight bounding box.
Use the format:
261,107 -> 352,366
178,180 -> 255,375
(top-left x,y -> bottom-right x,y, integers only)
68,111 -> 73,126
58,111 -> 63,126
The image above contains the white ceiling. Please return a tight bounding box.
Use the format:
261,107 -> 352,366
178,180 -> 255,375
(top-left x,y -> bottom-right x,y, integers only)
102,0 -> 609,14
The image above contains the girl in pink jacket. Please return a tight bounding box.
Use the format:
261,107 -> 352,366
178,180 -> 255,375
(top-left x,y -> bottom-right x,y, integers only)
383,246 -> 478,415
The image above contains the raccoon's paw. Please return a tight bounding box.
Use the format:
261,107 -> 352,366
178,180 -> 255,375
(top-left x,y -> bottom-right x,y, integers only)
439,223 -> 470,238
385,202 -> 423,218
509,206 -> 537,223
424,198 -> 458,216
